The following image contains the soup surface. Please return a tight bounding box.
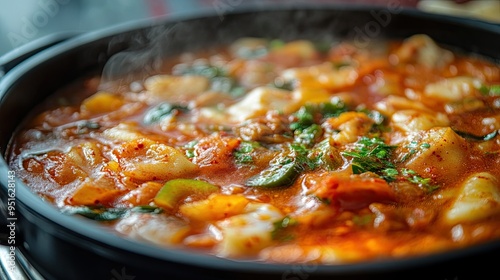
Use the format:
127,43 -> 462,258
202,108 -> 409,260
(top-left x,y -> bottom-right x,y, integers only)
7,34 -> 500,264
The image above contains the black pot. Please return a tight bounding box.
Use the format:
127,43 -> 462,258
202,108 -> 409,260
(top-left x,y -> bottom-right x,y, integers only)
1,5 -> 500,280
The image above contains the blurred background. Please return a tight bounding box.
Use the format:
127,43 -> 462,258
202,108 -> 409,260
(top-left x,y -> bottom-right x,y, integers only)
0,0 -> 499,58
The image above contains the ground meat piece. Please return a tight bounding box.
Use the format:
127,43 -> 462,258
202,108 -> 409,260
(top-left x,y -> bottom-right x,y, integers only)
234,112 -> 292,143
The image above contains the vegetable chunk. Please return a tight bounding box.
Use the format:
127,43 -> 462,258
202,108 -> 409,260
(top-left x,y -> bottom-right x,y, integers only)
308,174 -> 396,210
215,203 -> 284,257
154,179 -> 219,210
179,194 -> 250,221
226,87 -> 297,122
424,76 -> 482,101
144,74 -> 209,101
81,91 -> 124,114
445,172 -> 500,224
398,127 -> 468,183
114,139 -> 199,181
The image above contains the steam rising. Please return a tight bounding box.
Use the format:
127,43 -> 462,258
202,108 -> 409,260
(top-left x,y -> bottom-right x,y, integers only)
98,5 -> 391,90
99,25 -> 175,89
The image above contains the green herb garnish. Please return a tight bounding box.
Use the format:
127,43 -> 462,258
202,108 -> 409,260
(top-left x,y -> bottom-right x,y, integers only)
290,100 -> 347,133
401,168 -> 439,192
143,102 -> 188,124
234,141 -> 260,164
294,124 -> 323,147
271,216 -> 298,241
290,143 -> 319,170
245,143 -> 320,188
399,141 -> 431,162
342,137 -> 398,181
307,139 -> 343,171
479,84 -> 500,96
183,140 -> 198,158
245,156 -> 300,189
63,206 -> 162,221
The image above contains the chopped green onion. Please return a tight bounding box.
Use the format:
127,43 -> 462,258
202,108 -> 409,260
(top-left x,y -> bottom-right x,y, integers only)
63,205 -> 162,221
143,102 -> 188,124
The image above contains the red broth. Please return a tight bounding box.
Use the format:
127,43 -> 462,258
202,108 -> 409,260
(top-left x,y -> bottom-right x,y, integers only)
7,35 -> 500,263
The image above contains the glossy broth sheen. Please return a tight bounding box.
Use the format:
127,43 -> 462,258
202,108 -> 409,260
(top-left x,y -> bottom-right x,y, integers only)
8,35 -> 500,263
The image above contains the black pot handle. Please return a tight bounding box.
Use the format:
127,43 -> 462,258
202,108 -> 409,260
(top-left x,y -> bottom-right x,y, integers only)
0,31 -> 80,79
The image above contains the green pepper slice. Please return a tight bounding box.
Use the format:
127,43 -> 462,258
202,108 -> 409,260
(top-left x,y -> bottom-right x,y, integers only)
245,157 -> 300,188
154,179 -> 219,209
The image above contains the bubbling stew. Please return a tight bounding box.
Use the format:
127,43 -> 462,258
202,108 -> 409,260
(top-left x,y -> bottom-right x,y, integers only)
7,34 -> 500,264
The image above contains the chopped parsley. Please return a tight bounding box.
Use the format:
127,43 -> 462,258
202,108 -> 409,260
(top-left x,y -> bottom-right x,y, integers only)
183,140 -> 198,158
290,100 -> 347,132
342,137 -> 398,181
399,141 -> 431,162
234,141 -> 260,164
290,143 -> 320,170
294,124 -> 323,147
342,137 -> 438,191
401,168 -> 439,192
308,139 -> 343,171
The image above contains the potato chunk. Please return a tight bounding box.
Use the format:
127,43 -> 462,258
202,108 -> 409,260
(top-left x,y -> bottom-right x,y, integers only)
227,87 -> 297,122
444,172 -> 500,224
114,139 -> 198,181
179,194 -> 250,221
270,40 -> 317,59
144,74 -> 209,101
66,142 -> 105,169
215,202 -> 284,257
115,213 -> 190,245
102,124 -> 145,142
68,176 -> 121,206
374,96 -> 432,116
398,127 -> 468,183
424,76 -> 482,101
81,91 -> 124,114
393,34 -> 454,68
281,62 -> 358,90
391,110 -> 449,132
291,88 -> 332,105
